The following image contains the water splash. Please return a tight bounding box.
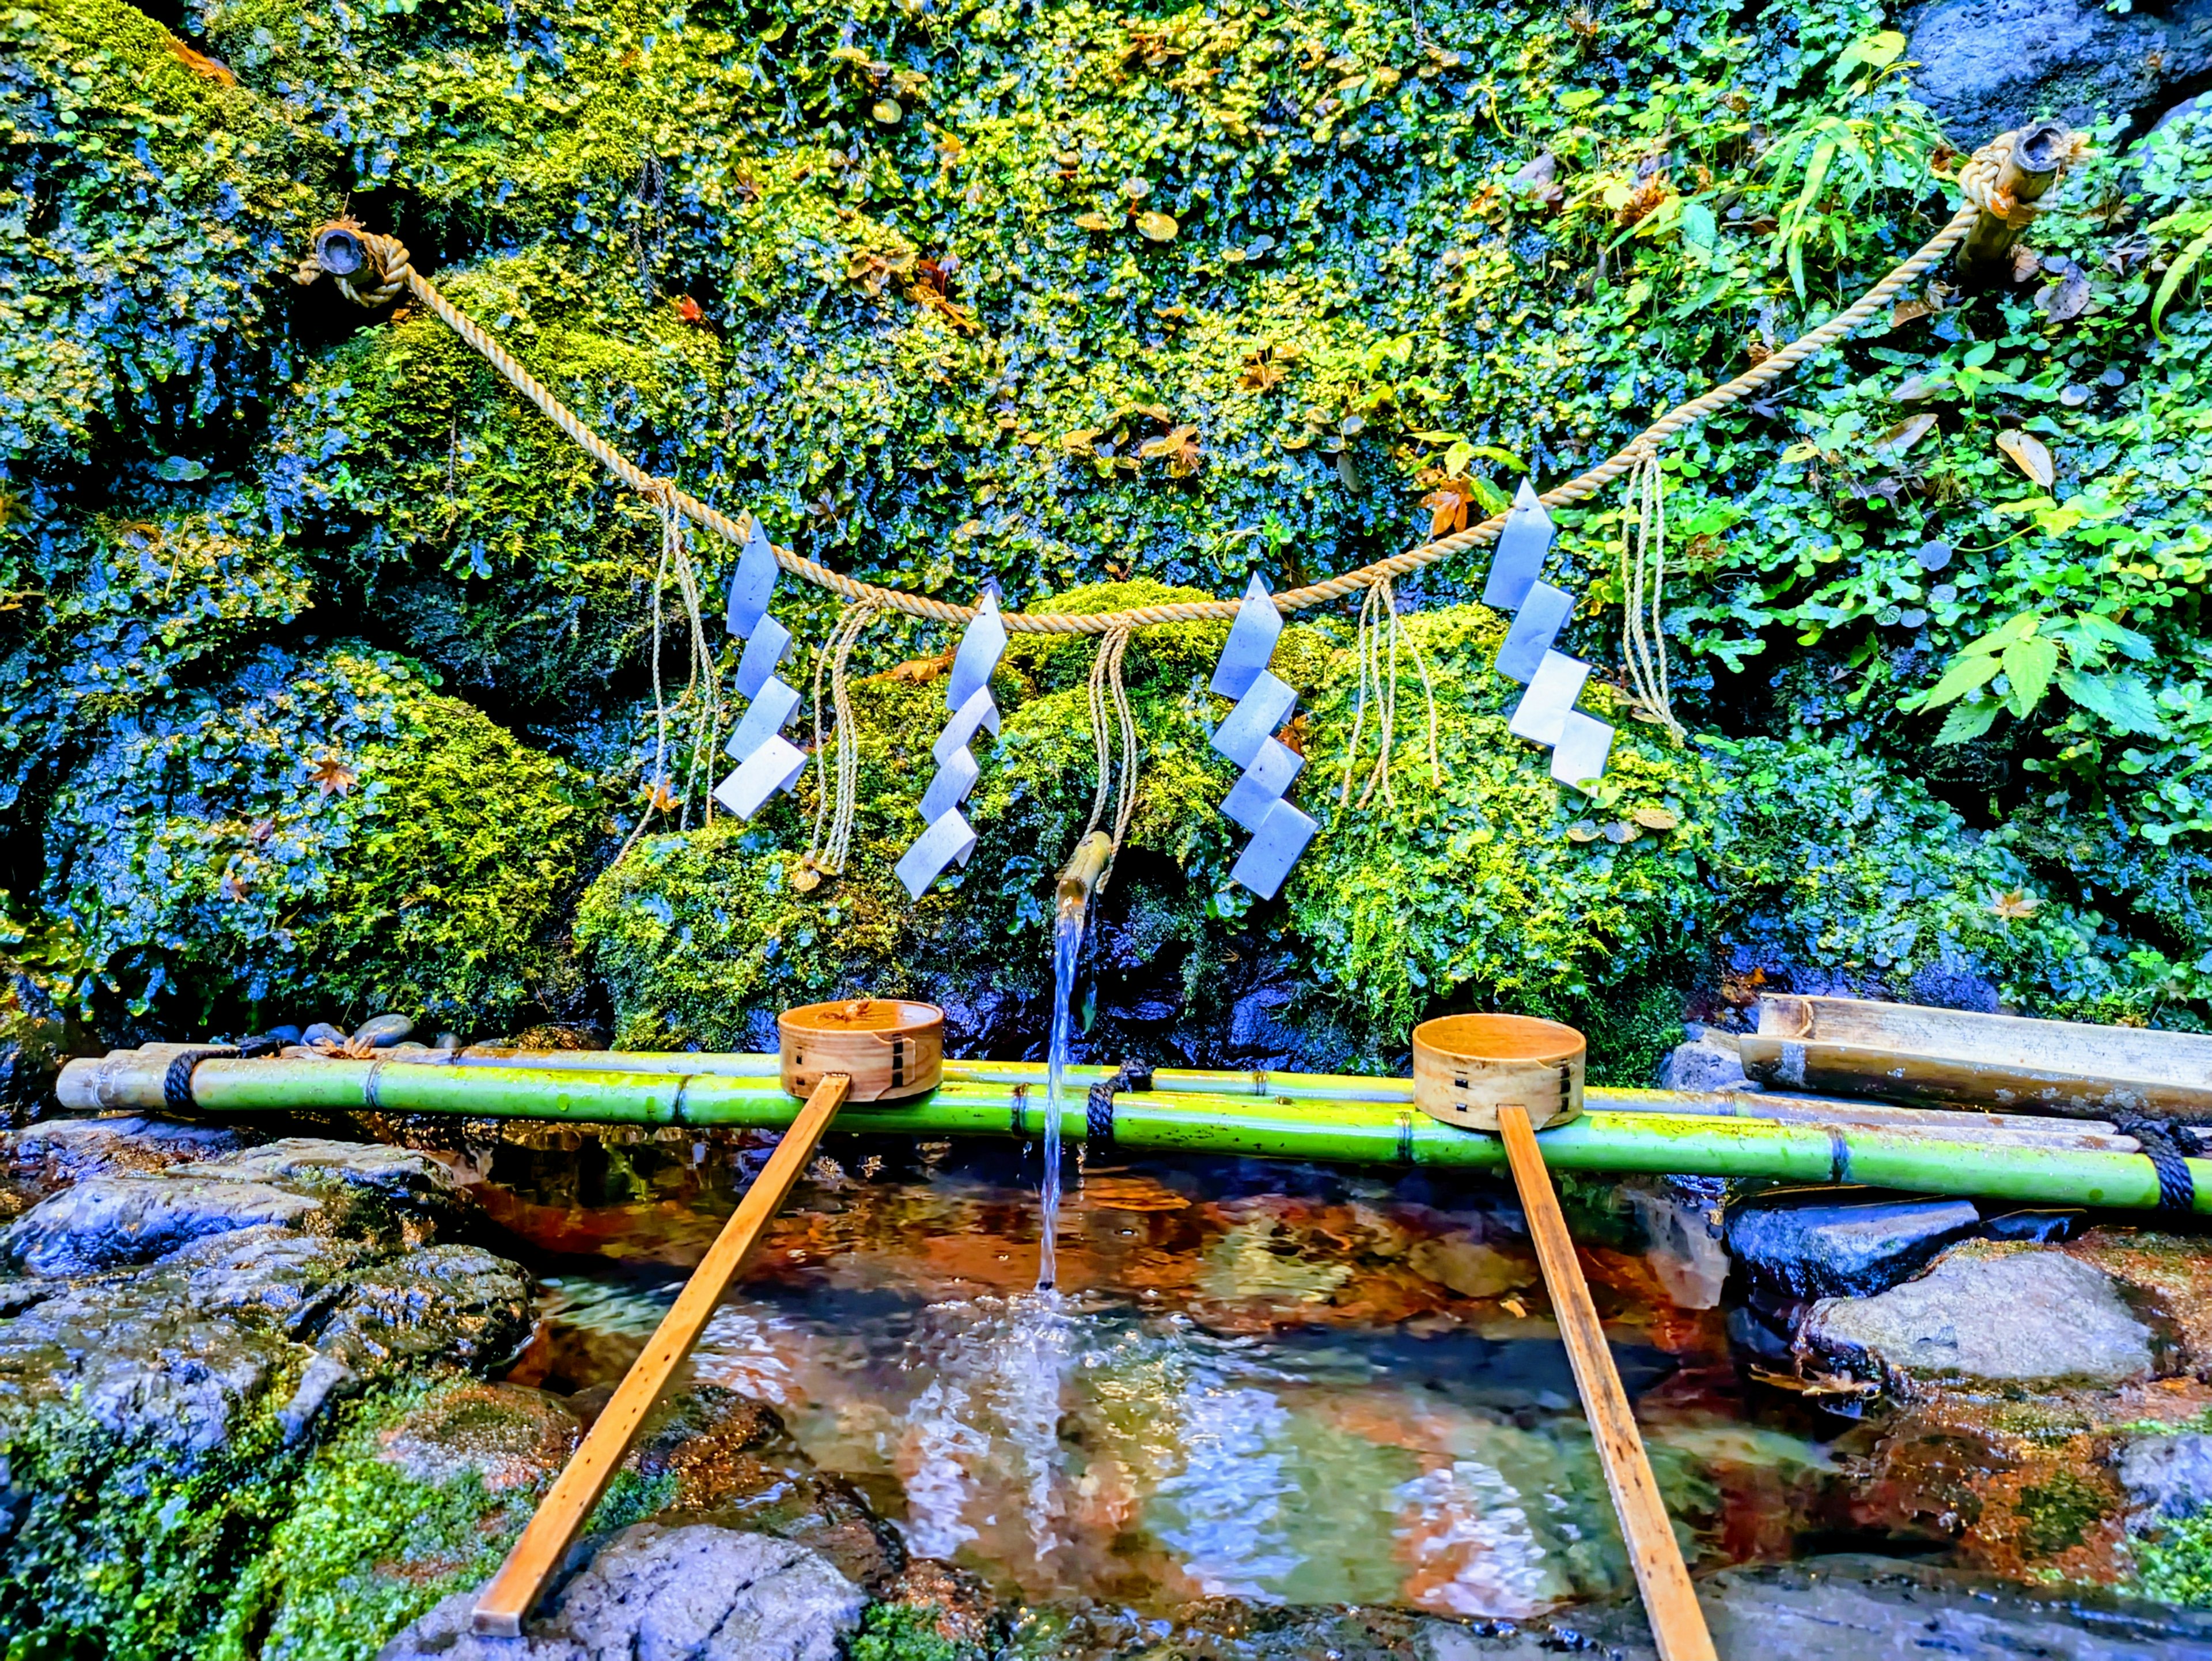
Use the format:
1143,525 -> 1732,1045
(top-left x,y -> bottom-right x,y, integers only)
1037,911 -> 1082,1292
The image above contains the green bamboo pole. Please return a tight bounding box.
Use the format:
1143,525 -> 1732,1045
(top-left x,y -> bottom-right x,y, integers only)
167,1056 -> 2208,1213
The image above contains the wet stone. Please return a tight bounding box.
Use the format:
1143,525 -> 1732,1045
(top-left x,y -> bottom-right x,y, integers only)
0,1132 -> 528,1450
1725,1189 -> 1981,1299
378,1523 -> 865,1661
1,1117 -> 247,1201
2117,1432 -> 2212,1523
1800,1245 -> 2154,1390
3,1173 -> 323,1276
377,1381 -> 579,1492
1410,1553 -> 2212,1659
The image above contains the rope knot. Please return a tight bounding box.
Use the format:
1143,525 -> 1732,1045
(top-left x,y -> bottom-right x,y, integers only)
297,219 -> 414,309
1955,128 -> 2089,229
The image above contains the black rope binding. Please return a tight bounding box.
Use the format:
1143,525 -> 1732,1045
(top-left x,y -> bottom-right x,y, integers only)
162,1047 -> 235,1113
1085,1057 -> 1154,1145
2117,1115 -> 2202,1213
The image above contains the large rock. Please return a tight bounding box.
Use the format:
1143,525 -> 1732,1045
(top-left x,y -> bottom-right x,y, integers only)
1799,1245 -> 2154,1388
0,1130 -> 526,1450
1412,1552 -> 2212,1658
2118,1432 -> 2212,1522
2,1117 -> 246,1191
377,1524 -> 865,1661
1905,0 -> 2212,143
1,1135 -> 464,1276
1725,1190 -> 1980,1298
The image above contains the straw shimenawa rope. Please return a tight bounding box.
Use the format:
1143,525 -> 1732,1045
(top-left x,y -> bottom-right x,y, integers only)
1082,626 -> 1140,891
1619,441 -> 1685,743
304,143 -> 2043,637
802,601 -> 881,881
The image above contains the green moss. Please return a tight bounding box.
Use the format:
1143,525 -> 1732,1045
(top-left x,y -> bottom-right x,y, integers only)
2013,1469 -> 2111,1558
209,1379 -> 673,1661
0,1379 -> 303,1658
2136,1512 -> 2212,1609
42,644 -> 594,1029
267,254 -> 728,712
1288,605 -> 1715,1060
0,0 -> 337,463
849,1605 -> 989,1661
1708,735 -> 2174,1021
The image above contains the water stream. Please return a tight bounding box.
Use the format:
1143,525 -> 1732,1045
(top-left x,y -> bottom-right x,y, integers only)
1036,912 -> 1084,1292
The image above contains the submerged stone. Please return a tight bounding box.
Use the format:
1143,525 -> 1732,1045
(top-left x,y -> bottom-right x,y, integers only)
1411,1552 -> 2212,1659
1725,1190 -> 1981,1299
2118,1433 -> 2212,1523
378,1523 -> 865,1661
1799,1246 -> 2155,1390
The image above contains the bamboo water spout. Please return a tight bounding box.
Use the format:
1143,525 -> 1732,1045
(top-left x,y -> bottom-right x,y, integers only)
1056,830 -> 1115,920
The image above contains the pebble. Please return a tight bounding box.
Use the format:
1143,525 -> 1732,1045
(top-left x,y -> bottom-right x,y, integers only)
301,1022 -> 346,1047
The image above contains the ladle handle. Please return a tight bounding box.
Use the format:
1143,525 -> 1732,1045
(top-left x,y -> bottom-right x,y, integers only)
1497,1102 -> 1718,1661
471,1072 -> 852,1635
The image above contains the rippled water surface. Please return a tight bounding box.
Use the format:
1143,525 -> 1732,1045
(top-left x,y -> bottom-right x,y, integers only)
475,1132 -> 1854,1616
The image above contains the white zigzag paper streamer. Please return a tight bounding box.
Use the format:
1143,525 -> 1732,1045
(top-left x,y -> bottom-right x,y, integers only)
710,513 -> 808,820
1209,576 -> 1317,900
895,591 -> 1007,899
1484,481 -> 1613,794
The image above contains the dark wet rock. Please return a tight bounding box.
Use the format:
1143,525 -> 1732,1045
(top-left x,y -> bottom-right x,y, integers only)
0,1134 -> 468,1274
177,1136 -> 463,1210
3,1172 -> 322,1276
378,1523 -> 865,1661
302,1022 -> 347,1047
1725,1189 -> 1980,1298
1800,1244 -> 2154,1389
1903,0 -> 2212,145
632,1387 -> 908,1592
1,1116 -> 247,1206
0,1133 -> 527,1450
317,1244 -> 536,1369
377,1381 -> 579,1492
1657,1031 -> 1749,1093
2119,1432 -> 2212,1522
1980,1206 -> 2086,1244
1411,1552 -> 2212,1658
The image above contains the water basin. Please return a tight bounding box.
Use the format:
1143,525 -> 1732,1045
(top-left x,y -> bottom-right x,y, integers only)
469,1130 -> 1874,1622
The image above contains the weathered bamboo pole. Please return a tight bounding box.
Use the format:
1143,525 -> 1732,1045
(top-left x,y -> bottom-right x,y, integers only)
1956,120 -> 2076,289
1498,1103 -> 1717,1661
58,1051 -> 2205,1212
470,1072 -> 851,1634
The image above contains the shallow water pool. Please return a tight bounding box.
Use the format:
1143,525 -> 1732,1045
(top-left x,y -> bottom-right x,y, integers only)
469,1130 -> 1875,1620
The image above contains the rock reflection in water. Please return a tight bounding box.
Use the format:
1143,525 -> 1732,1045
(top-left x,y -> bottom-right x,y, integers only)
492,1141 -> 1839,1618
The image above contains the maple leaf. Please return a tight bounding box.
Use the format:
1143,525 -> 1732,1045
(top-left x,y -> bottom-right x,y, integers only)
219,869 -> 253,903
1420,478 -> 1475,536
673,295 -> 704,323
1990,888 -> 2042,920
646,777 -> 681,814
308,754 -> 357,797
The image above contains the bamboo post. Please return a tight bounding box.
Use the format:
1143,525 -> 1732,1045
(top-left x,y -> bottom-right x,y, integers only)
469,1072 -> 851,1636
1956,120 -> 2075,289
1497,1102 -> 1719,1661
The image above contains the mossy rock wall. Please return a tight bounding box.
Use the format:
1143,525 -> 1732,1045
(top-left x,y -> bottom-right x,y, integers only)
1,0 -> 2206,1053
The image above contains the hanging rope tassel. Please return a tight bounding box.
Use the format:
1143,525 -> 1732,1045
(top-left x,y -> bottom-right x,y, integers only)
800,601 -> 881,886
1339,577 -> 1442,810
1620,444 -> 1685,744
611,485 -> 726,867
1081,626 -> 1141,892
